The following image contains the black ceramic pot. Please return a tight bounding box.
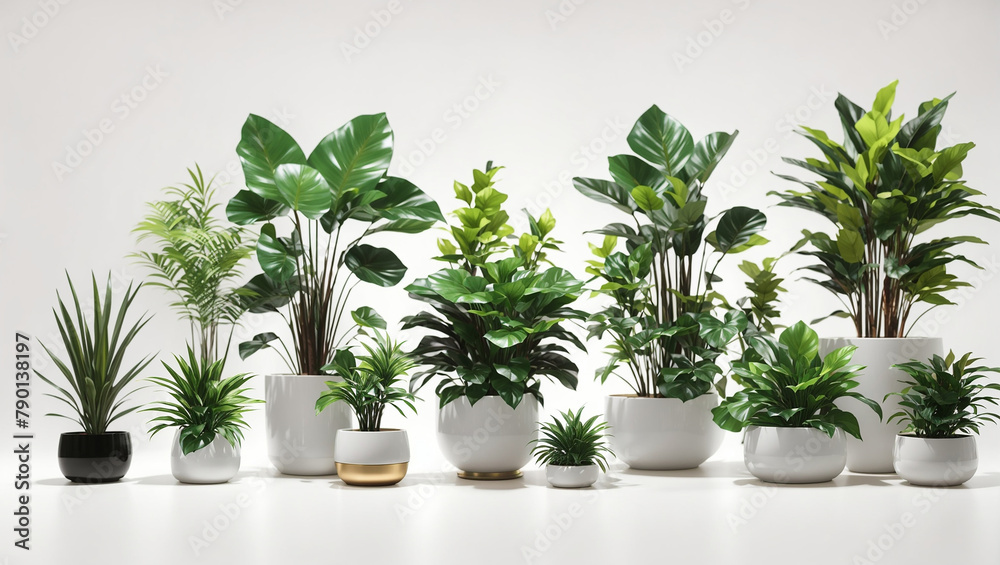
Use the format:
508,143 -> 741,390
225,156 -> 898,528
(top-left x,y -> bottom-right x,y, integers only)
57,431 -> 132,483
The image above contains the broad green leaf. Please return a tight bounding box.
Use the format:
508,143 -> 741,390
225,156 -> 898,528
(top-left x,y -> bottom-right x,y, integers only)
631,185 -> 663,211
351,307 -> 387,329
713,207 -> 767,253
485,327 -> 528,348
308,113 -> 393,198
236,114 -> 307,201
226,190 -> 289,225
356,176 -> 444,230
345,244 -> 406,287
239,332 -> 279,360
626,105 -> 694,175
872,80 -> 898,116
836,229 -> 865,263
573,177 -> 636,213
257,225 -> 296,282
779,321 -> 819,362
682,130 -> 738,184
236,273 -> 298,313
273,163 -> 333,219
932,142 -> 974,182
609,154 -> 666,191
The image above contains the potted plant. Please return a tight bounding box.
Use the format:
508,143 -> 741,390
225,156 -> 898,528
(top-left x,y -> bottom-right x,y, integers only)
713,321 -> 882,483
227,113 -> 442,475
531,408 -> 613,488
771,80 -> 999,472
315,332 -> 417,486
888,351 -> 1000,486
144,349 -> 261,483
573,105 -> 770,470
37,274 -> 154,483
403,163 -> 587,479
133,164 -> 258,479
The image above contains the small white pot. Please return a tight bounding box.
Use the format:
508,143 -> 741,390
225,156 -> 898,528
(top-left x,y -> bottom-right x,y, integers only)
820,337 -> 943,473
603,394 -> 723,470
743,426 -> 847,484
334,429 -> 410,486
546,464 -> 599,488
437,395 -> 537,479
265,374 -> 353,476
170,429 -> 240,484
893,434 -> 978,486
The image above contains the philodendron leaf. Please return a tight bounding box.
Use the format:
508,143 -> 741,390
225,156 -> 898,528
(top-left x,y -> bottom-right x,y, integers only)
351,306 -> 387,329
713,207 -> 767,253
236,114 -> 307,201
836,229 -> 865,263
573,177 -> 637,214
682,130 -> 738,184
345,244 -> 406,287
236,273 -> 298,313
779,321 -> 819,362
307,113 -> 393,198
362,176 -> 444,232
239,332 -> 279,360
272,163 -> 333,219
631,185 -> 664,211
627,105 -> 695,175
257,224 -> 297,282
484,327 -> 528,348
226,190 -> 289,225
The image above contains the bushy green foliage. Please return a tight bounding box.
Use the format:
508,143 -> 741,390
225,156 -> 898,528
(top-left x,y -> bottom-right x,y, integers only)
531,408 -> 613,471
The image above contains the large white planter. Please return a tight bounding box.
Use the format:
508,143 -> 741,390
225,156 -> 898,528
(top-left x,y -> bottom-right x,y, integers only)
603,394 -> 723,470
437,395 -> 537,479
893,434 -> 978,486
170,430 -> 240,484
744,426 -> 847,483
546,464 -> 599,488
334,429 -> 410,486
265,374 -> 352,475
820,337 -> 943,473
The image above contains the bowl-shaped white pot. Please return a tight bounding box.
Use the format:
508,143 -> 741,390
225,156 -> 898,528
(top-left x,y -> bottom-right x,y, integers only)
437,395 -> 537,479
820,337 -> 943,473
604,394 -> 723,470
334,429 -> 410,486
171,429 -> 240,484
266,374 -> 352,475
744,425 -> 847,483
546,464 -> 599,488
893,434 -> 977,486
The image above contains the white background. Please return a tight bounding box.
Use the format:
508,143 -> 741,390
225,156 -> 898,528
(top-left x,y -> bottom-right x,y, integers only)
2,1 -> 1000,564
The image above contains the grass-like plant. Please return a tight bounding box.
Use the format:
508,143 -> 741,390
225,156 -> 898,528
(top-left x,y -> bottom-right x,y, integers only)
133,164 -> 255,363
712,321 -> 882,439
531,408 -> 613,471
315,332 -> 417,431
37,274 -> 154,435
144,348 -> 261,454
888,351 -> 1000,438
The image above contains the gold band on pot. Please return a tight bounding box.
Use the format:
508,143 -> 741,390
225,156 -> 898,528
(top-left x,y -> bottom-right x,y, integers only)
336,462 -> 408,486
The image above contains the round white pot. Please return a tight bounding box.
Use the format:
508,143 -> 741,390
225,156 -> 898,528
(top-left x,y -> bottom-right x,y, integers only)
437,395 -> 537,479
546,464 -> 599,488
265,374 -> 352,475
603,394 -> 723,470
819,337 -> 943,473
334,429 -> 410,486
893,434 -> 978,487
170,429 -> 240,484
743,426 -> 847,483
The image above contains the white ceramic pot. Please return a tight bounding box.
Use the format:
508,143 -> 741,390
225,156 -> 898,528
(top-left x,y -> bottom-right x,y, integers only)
437,395 -> 537,479
265,374 -> 352,475
893,434 -> 978,486
820,337 -> 943,473
170,430 -> 240,484
603,394 -> 723,470
546,464 -> 599,488
334,429 -> 410,486
743,426 -> 847,483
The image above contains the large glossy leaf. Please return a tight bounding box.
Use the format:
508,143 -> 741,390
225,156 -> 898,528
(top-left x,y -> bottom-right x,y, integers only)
345,244 -> 406,287
226,190 -> 289,225
239,332 -> 279,360
351,306 -> 387,329
308,113 -> 393,198
236,273 -> 298,313
257,225 -> 296,282
236,114 -> 307,200
272,164 -> 333,219
359,176 -> 444,232
779,321 -> 819,362
573,177 -> 637,214
682,131 -> 738,184
608,154 -> 666,191
626,105 -> 694,175
713,207 -> 767,253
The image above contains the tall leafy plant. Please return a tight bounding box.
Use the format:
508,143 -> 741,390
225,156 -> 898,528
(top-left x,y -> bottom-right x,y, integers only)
227,113 -> 443,375
133,164 -> 255,363
574,105 -> 769,400
37,274 -> 155,434
771,80 -> 999,337
403,164 -> 587,409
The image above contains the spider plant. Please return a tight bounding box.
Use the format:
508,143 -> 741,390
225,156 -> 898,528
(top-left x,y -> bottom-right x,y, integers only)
712,321 -> 882,439
315,332 -> 417,431
144,348 -> 261,454
531,408 -> 613,471
37,273 -> 155,435
133,164 -> 255,364
888,351 -> 1000,437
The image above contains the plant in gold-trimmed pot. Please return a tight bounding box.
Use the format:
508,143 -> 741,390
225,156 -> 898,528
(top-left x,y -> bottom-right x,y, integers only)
888,351 -> 1000,486
771,80 -> 999,472
37,273 -> 154,484
316,332 -> 417,486
531,408 -> 613,488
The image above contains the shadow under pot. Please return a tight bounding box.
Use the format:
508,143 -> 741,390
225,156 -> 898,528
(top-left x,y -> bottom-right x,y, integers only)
58,431 -> 132,483
743,426 -> 847,484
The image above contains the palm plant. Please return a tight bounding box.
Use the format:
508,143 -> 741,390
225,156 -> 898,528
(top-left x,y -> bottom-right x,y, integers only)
888,351 -> 1000,437
37,273 -> 154,435
531,408 -> 613,471
315,332 -> 417,431
771,81 -> 999,337
143,348 -> 261,454
133,164 -> 255,363
712,321 -> 882,439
